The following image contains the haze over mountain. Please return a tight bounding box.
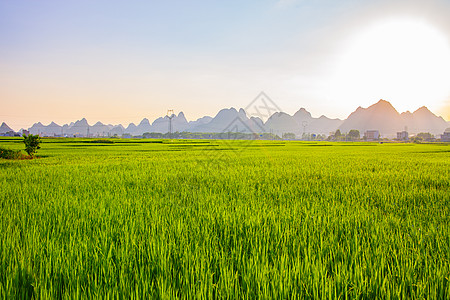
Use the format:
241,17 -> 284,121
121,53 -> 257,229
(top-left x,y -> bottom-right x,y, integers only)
191,108 -> 263,133
340,100 -> 449,137
2,100 -> 449,138
0,122 -> 14,134
265,108 -> 343,136
401,106 -> 449,135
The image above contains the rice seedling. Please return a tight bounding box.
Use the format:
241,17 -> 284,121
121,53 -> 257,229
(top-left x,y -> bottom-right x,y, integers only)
0,138 -> 449,298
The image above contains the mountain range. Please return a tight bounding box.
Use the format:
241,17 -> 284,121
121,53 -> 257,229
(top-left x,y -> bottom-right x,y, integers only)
0,122 -> 14,135
2,100 -> 449,138
339,100 -> 449,136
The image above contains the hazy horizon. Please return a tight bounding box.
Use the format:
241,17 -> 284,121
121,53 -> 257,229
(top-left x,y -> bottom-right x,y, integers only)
2,0 -> 450,131
2,98 -> 449,132
3,99 -> 449,133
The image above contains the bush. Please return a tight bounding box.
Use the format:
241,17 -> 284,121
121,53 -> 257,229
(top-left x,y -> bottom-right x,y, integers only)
348,129 -> 360,141
0,147 -> 24,159
23,134 -> 41,158
89,139 -> 115,144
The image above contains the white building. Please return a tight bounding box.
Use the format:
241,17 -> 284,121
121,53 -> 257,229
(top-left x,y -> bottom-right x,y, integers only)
364,130 -> 380,141
441,128 -> 450,142
397,131 -> 408,141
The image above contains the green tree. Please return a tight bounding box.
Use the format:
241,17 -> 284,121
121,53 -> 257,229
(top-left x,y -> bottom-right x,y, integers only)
23,134 -> 41,158
348,130 -> 360,141
333,129 -> 343,141
282,133 -> 296,140
416,132 -> 434,142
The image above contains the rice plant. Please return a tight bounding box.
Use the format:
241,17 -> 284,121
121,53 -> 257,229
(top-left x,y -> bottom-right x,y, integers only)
0,138 -> 449,298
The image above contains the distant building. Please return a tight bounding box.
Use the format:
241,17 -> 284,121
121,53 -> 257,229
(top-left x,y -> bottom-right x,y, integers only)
364,130 -> 380,141
397,131 -> 408,141
0,131 -> 17,137
441,128 -> 450,142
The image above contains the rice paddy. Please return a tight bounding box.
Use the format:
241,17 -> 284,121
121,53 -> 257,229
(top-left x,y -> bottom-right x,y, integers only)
0,137 -> 449,298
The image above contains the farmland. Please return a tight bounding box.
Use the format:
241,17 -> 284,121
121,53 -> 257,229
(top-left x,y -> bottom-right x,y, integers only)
0,138 -> 449,298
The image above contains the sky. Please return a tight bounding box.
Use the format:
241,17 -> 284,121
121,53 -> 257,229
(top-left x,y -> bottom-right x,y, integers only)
1,0 -> 450,130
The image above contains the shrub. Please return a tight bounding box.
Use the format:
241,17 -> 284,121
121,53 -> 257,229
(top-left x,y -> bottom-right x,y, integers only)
23,134 -> 41,158
0,147 -> 23,159
89,139 -> 115,144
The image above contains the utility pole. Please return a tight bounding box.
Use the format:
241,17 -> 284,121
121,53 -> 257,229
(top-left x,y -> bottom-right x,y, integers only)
302,121 -> 308,140
167,109 -> 175,139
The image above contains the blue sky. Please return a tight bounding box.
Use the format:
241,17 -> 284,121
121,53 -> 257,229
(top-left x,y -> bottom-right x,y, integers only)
1,0 -> 450,130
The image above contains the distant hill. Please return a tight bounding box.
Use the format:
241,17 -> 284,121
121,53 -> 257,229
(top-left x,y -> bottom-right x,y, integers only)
339,100 -> 448,137
0,122 -> 14,134
123,113 -> 190,135
151,112 -> 189,133
2,99 -> 447,138
339,100 -> 402,137
265,108 -> 343,136
190,108 -> 263,133
126,118 -> 151,136
401,107 -> 449,135
186,116 -> 213,131
91,121 -> 111,136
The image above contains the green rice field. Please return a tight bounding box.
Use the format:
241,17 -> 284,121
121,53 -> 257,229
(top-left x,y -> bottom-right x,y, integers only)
0,137 -> 449,298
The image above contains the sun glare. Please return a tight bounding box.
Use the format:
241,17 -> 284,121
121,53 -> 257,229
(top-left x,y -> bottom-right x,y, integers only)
328,18 -> 450,113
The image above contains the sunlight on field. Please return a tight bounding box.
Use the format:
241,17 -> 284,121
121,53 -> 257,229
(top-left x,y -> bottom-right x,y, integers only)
0,138 -> 449,298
